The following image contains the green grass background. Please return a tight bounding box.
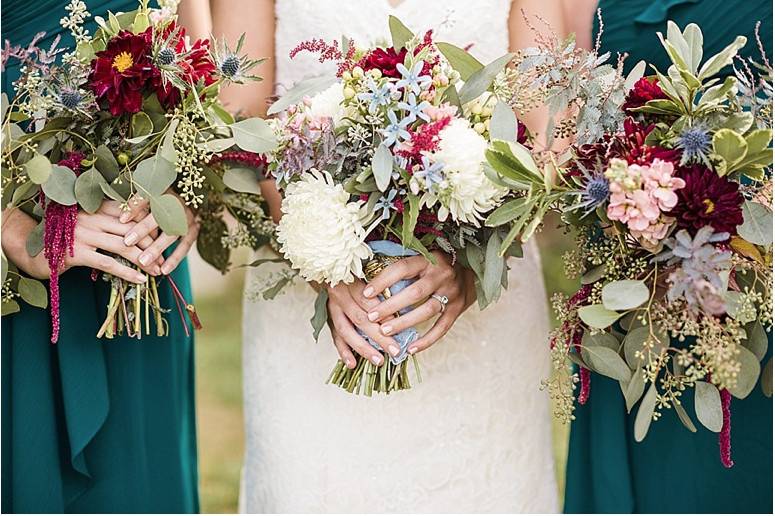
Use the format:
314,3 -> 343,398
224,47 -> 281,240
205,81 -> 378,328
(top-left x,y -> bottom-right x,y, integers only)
194,217 -> 577,513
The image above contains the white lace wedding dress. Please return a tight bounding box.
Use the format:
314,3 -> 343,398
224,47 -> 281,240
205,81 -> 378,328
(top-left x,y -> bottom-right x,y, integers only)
240,1 -> 558,512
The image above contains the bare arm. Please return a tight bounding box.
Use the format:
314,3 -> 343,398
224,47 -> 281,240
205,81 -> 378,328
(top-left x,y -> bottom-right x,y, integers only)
211,0 -> 281,220
177,0 -> 212,41
561,0 -> 598,51
508,0 -> 567,148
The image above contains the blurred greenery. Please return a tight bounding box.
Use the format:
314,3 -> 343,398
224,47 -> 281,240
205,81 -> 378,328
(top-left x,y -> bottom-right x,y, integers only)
194,219 -> 578,513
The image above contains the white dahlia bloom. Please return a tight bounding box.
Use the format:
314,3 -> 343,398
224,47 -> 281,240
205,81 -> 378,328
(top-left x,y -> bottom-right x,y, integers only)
307,83 -> 346,126
427,118 -> 507,225
277,169 -> 372,285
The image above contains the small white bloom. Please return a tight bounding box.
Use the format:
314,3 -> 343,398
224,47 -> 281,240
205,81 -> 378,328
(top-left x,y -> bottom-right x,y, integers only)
277,170 -> 372,285
425,118 -> 507,225
307,83 -> 346,126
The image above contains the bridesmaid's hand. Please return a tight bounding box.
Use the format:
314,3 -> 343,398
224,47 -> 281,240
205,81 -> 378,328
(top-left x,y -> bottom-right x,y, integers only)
325,280 -> 399,369
120,194 -> 200,276
362,251 -> 476,354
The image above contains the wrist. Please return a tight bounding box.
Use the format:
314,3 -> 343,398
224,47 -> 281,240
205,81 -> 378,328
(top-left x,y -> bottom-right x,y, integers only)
1,209 -> 51,280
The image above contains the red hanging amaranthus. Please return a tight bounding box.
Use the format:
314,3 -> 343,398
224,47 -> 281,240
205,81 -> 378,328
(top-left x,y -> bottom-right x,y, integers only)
43,151 -> 85,343
719,388 -> 734,468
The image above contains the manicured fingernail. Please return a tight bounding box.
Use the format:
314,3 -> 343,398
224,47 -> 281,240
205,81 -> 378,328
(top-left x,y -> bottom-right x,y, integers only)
153,266 -> 162,276
388,344 -> 399,356
371,355 -> 382,365
138,253 -> 151,266
382,325 -> 393,336
368,311 -> 379,322
363,286 -> 374,297
408,347 -> 418,354
160,263 -> 171,275
124,232 -> 138,246
345,358 -> 354,368
120,213 -> 130,223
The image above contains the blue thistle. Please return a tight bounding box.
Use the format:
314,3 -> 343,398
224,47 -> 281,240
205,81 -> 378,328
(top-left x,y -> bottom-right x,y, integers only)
220,54 -> 241,78
157,47 -> 177,66
677,126 -> 711,165
59,88 -> 83,109
569,173 -> 610,217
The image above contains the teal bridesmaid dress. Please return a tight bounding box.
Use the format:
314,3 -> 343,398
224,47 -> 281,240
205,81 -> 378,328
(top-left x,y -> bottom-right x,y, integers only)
2,1 -> 199,512
564,1 -> 773,513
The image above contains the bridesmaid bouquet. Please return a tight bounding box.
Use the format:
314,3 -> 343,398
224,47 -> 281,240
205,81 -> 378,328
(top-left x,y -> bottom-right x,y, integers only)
1,0 -> 277,341
488,21 -> 773,465
264,17 -> 525,394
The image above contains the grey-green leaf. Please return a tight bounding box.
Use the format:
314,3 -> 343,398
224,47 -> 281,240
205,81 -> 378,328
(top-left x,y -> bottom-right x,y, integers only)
695,380 -> 723,432
223,167 -> 261,194
578,304 -> 622,329
489,101 -> 518,142
150,194 -> 188,236
131,111 -> 153,138
737,201 -> 772,245
26,221 -> 44,257
231,117 -> 278,154
18,276 -> 48,308
761,358 -> 772,397
310,289 -> 329,341
267,75 -> 337,115
134,155 -> 175,196
601,280 -> 650,311
743,321 -> 768,361
42,165 -> 78,206
24,153 -> 52,184
582,345 -> 632,382
94,144 -> 120,181
482,231 -> 504,304
459,53 -> 514,105
388,15 -> 414,50
727,345 -> 761,399
372,144 -> 393,192
435,42 -> 483,81
75,167 -> 107,213
634,382 -> 657,442
623,367 -> 646,413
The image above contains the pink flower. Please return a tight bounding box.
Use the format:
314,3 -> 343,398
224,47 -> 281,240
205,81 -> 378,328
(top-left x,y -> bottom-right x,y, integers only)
631,215 -> 675,250
423,102 -> 458,122
640,159 -> 685,211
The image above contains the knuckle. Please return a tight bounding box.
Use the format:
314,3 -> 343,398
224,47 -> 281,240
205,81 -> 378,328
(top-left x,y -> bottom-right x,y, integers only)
353,310 -> 369,326
97,254 -> 114,270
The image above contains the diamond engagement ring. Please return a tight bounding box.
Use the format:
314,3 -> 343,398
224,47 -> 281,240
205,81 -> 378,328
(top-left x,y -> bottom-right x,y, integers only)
431,294 -> 449,313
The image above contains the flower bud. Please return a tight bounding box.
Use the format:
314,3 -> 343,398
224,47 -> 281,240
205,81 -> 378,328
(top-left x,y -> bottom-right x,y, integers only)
352,66 -> 364,78
369,68 -> 382,79
474,122 -> 486,134
117,152 -> 130,165
343,87 -> 356,99
470,102 -> 483,115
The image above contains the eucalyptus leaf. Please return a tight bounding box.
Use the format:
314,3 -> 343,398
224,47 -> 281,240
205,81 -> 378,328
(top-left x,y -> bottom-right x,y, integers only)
75,167 -> 107,213
94,144 -> 120,181
459,53 -> 514,105
489,101 -> 518,142
134,155 -> 175,196
1,254 -> 7,283
695,380 -> 723,432
2,299 -> 20,316
485,198 -> 528,227
483,231 -> 504,304
223,167 -> 261,194
623,367 -> 646,413
601,280 -> 650,311
372,144 -> 393,192
727,345 -> 761,399
582,330 -> 620,352
762,358 -> 772,397
231,117 -> 278,154
42,165 -> 77,206
673,395 -> 698,433
436,42 -> 483,81
205,137 -> 236,153
159,118 -> 179,163
18,277 -> 48,308
634,382 -> 657,442
130,111 -> 153,138
623,326 -> 668,369
578,304 -> 621,329
26,221 -> 44,257
24,153 -> 52,184
582,345 -> 631,382
150,194 -> 188,236
580,264 -> 606,285
743,321 -> 768,361
100,181 -> 125,202
388,15 -> 414,50
310,289 -> 329,341
267,75 -> 337,115
737,201 -> 772,245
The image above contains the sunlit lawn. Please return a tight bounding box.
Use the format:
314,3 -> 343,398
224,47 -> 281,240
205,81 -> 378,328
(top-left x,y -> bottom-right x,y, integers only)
195,217 -> 577,513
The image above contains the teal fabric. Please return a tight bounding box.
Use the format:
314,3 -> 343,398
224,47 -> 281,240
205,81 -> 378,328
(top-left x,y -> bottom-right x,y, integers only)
2,1 -> 199,512
564,1 -> 773,513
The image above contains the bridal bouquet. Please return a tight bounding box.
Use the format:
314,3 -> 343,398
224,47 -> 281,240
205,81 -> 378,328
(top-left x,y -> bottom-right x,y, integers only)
488,21 -> 773,465
1,0 -> 277,341
264,17 -> 525,395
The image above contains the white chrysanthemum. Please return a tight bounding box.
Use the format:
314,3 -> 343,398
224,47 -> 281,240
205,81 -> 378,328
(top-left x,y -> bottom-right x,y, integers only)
307,83 -> 346,126
427,118 -> 507,225
277,169 -> 372,285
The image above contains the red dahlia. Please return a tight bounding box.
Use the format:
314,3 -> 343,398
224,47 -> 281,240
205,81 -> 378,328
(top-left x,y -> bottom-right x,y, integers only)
154,24 -> 217,107
667,164 -> 744,235
89,29 -> 154,116
623,76 -> 669,111
357,46 -> 408,78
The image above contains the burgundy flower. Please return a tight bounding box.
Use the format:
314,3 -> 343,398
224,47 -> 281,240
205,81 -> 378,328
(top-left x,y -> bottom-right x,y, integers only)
89,29 -> 155,116
623,76 -> 669,111
154,24 -> 217,107
668,164 -> 744,235
358,46 -> 408,78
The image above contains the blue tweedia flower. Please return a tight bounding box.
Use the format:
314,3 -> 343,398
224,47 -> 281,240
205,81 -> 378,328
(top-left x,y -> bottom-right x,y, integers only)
374,189 -> 398,220
396,61 -> 432,95
357,78 -> 392,114
677,125 -> 711,166
414,156 -> 445,192
397,93 -> 431,123
382,110 -> 411,147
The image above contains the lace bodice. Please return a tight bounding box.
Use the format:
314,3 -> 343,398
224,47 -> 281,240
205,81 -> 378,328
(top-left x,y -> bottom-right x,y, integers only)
274,0 -> 512,90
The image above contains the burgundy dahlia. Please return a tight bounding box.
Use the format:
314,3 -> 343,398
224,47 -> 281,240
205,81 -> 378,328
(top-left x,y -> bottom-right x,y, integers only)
623,76 -> 669,111
89,29 -> 155,116
668,164 -> 744,235
358,46 -> 407,78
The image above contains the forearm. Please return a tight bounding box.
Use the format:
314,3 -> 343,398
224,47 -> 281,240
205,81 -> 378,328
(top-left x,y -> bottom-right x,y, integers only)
1,208 -> 49,279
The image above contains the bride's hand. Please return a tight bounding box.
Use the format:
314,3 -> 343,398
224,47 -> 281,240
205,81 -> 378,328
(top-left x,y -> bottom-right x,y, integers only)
325,280 -> 400,369
362,251 -> 476,354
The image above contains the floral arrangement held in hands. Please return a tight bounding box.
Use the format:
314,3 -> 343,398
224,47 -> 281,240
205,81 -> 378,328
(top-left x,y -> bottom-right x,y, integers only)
264,17 -> 527,395
1,0 -> 278,341
487,20 -> 773,466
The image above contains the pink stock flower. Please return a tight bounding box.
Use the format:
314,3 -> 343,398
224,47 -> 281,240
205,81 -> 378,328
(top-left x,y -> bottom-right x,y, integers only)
640,159 -> 685,211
